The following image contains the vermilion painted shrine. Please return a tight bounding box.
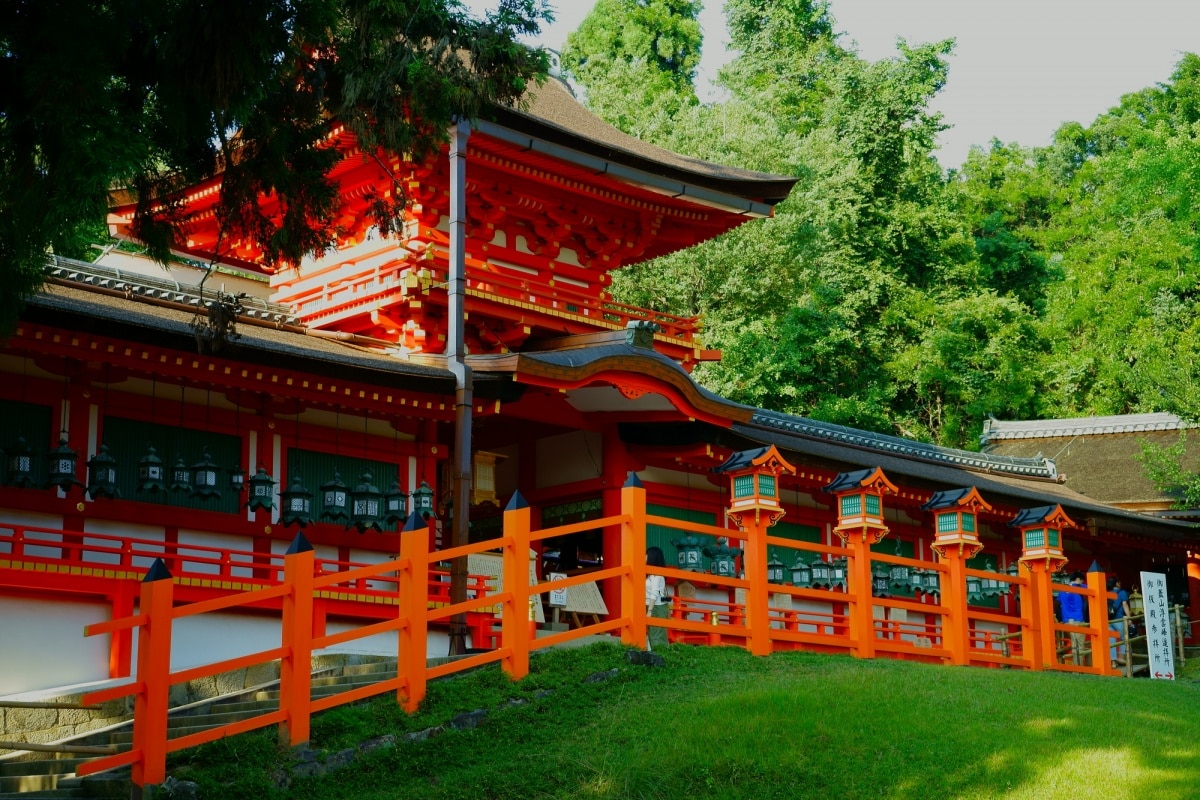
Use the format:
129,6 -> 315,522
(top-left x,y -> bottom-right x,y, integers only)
1,72 -> 1196,742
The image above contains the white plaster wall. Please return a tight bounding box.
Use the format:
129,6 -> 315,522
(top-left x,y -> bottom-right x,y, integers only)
83,519 -> 165,569
0,508 -> 66,557
0,596 -> 110,695
178,529 -> 258,578
535,430 -> 602,488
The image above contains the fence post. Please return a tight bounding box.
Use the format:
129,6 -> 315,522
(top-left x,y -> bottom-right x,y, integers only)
844,532 -> 876,659
399,511 -> 430,713
1085,569 -> 1111,675
1016,562 -> 1043,671
1026,561 -> 1058,669
131,559 -> 174,788
279,534 -> 315,746
502,491 -> 532,680
621,473 -> 648,648
938,550 -> 970,665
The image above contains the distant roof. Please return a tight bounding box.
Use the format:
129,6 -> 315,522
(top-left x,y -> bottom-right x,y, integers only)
980,413 -> 1190,443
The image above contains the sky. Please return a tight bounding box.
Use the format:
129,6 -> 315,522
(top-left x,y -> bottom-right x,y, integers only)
465,1 -> 1200,168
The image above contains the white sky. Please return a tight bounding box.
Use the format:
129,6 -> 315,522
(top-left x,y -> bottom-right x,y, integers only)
467,0 -> 1200,168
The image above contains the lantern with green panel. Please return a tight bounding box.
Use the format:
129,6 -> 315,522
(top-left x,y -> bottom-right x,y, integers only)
824,467 -> 897,547
921,487 -> 992,560
712,445 -> 797,529
1010,504 -> 1074,573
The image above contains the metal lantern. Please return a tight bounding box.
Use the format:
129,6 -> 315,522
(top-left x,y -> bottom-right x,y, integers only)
979,559 -> 1004,597
830,556 -> 848,588
280,476 -> 313,528
809,557 -> 832,588
411,480 -> 436,519
889,538 -> 911,590
924,568 -> 942,596
246,467 -> 276,512
137,445 -> 167,493
1129,589 -> 1144,617
320,471 -> 350,523
86,444 -> 120,499
47,436 -> 83,492
6,436 -> 34,488
704,536 -> 741,577
966,572 -> 983,602
790,554 -> 813,588
766,553 -> 787,584
383,481 -> 407,526
169,456 -> 191,493
189,447 -> 221,500
672,531 -> 705,572
229,463 -> 246,493
872,560 -> 891,597
350,471 -> 383,533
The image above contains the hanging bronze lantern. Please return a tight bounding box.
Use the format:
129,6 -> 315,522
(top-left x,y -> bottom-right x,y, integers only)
411,480 -> 435,519
350,471 -> 384,533
280,476 -> 313,528
189,447 -> 221,500
169,456 -> 191,493
47,435 -> 83,492
321,471 -> 350,523
229,463 -> 246,494
138,445 -> 167,493
246,467 -> 276,512
86,444 -> 120,499
384,481 -> 408,526
6,436 -> 35,488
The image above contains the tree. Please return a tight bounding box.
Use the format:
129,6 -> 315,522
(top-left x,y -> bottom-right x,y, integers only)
561,0 -> 701,137
0,0 -> 552,331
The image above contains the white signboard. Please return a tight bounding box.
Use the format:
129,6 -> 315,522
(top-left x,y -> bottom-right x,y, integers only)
1140,571 -> 1176,680
547,573 -> 568,607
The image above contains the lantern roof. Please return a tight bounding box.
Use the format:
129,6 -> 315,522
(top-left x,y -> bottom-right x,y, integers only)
1009,504 -> 1077,529
823,466 -> 897,495
712,444 -> 796,476
921,486 -> 992,513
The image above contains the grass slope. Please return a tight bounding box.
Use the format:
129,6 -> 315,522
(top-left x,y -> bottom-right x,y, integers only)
173,644 -> 1200,800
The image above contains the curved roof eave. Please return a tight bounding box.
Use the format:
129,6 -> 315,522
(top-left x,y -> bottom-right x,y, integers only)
485,78 -> 798,210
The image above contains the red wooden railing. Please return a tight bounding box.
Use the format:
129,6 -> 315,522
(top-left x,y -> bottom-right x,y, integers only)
58,481 -> 1121,789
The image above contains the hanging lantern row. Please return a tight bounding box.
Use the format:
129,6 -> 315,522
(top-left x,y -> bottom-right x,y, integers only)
280,476 -> 436,533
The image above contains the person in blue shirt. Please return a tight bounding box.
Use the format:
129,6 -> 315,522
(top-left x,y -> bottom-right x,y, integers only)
1108,576 -> 1131,669
1056,571 -> 1088,665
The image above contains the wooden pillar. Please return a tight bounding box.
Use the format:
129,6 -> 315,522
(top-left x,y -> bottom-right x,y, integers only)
108,582 -> 135,679
501,492 -> 532,680
938,547 -> 971,666
398,512 -> 429,712
620,475 -> 647,647
845,529 -> 876,660
1016,562 -> 1043,671
1025,561 -> 1058,669
601,426 -> 627,625
131,560 -> 174,788
1188,551 -> 1200,646
279,535 -> 314,747
741,510 -> 773,657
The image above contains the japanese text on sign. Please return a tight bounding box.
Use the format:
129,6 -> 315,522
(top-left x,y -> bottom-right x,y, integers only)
1139,571 -> 1176,680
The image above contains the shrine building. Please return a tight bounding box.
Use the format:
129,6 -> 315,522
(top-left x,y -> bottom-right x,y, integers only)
1,73 -> 1196,699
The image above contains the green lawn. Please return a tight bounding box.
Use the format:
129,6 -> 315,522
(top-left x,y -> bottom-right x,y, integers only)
174,643 -> 1200,800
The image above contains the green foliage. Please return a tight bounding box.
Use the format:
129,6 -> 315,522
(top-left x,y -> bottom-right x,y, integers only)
561,0 -> 701,137
0,0 -> 552,332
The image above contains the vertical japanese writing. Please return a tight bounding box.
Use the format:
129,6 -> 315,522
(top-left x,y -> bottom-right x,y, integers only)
1140,571 -> 1176,680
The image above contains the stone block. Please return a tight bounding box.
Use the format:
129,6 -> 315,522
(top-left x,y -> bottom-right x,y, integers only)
6,707 -> 57,732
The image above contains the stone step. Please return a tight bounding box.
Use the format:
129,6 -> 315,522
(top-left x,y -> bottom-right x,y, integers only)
0,760 -> 84,779
0,771 -> 75,794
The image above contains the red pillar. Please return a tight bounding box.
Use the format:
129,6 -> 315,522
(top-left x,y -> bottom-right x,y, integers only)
1188,551 -> 1200,646
279,535 -> 314,746
131,561 -> 174,788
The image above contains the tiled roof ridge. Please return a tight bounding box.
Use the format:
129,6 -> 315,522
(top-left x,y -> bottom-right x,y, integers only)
750,410 -> 1059,480
980,412 -> 1190,442
43,256 -> 298,325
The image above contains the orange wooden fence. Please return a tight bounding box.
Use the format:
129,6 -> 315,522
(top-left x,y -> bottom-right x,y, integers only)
74,478 -> 1119,788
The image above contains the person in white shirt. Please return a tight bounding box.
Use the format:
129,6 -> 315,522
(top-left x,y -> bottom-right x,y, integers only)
646,546 -> 669,647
